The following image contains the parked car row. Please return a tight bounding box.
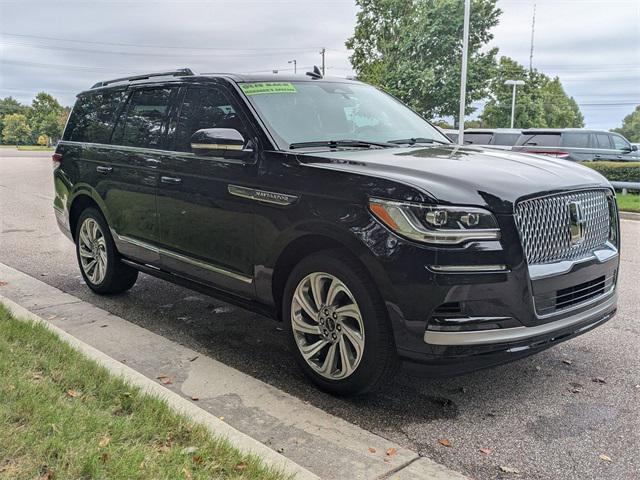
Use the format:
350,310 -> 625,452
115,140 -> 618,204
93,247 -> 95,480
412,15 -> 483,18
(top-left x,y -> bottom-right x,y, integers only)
441,128 -> 639,162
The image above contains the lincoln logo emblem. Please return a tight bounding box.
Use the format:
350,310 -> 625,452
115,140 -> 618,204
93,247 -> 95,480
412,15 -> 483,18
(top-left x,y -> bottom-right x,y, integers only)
568,201 -> 586,246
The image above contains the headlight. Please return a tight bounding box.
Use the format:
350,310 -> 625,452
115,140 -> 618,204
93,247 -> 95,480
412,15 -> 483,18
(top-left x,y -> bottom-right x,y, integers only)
369,198 -> 500,244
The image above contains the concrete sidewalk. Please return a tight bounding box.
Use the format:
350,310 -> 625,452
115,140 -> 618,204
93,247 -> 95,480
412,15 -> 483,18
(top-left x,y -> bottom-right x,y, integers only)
0,262 -> 468,480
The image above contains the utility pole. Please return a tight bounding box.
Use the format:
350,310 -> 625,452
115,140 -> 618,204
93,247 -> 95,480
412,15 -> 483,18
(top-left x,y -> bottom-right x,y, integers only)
505,80 -> 525,128
457,0 -> 471,146
320,48 -> 326,76
529,2 -> 536,72
288,59 -> 297,74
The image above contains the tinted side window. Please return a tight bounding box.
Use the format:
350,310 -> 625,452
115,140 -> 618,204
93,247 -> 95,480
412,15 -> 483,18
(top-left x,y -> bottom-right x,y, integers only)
595,134 -> 612,149
515,133 -> 561,147
562,132 -> 590,148
115,88 -> 173,149
64,90 -> 127,143
172,86 -> 247,152
492,133 -> 520,146
463,133 -> 492,145
611,134 -> 630,150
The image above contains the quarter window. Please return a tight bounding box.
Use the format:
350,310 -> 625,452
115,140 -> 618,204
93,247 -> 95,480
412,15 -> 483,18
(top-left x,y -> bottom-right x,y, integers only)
515,133 -> 561,147
463,133 -> 493,145
64,89 -> 127,144
172,87 -> 247,152
115,88 -> 174,149
562,133 -> 590,148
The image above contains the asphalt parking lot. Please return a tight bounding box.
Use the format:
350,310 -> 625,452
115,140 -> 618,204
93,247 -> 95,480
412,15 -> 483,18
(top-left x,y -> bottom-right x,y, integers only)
1,149 -> 639,480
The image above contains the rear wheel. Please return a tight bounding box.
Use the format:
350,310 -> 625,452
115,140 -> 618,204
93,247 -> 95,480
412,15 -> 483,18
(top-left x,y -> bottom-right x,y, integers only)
75,208 -> 138,294
283,250 -> 398,395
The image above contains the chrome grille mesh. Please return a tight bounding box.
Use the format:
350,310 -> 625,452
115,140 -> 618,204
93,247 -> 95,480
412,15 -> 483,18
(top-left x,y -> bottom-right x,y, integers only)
515,190 -> 610,265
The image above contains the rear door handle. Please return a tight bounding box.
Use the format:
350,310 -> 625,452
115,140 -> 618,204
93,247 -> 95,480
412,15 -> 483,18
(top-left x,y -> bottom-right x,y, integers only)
96,166 -> 113,174
145,158 -> 162,168
594,154 -> 603,159
161,176 -> 182,184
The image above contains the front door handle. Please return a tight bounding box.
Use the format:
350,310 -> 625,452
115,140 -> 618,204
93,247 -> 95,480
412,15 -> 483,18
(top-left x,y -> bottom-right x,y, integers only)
145,158 -> 162,168
161,176 -> 182,184
96,166 -> 113,174
594,154 -> 603,159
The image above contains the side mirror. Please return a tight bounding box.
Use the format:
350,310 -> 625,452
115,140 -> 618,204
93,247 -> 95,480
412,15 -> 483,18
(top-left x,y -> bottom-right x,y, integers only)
190,128 -> 253,159
631,145 -> 638,152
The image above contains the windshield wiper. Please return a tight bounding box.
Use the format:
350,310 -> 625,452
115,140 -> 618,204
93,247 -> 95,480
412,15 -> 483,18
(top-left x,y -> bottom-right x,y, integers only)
289,139 -> 394,150
388,137 -> 450,146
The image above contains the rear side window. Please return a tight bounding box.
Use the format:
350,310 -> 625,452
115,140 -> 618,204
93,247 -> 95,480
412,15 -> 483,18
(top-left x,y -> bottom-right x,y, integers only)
172,86 -> 247,152
492,132 -> 520,146
463,133 -> 492,145
562,132 -> 590,148
114,88 -> 174,149
595,134 -> 612,149
515,133 -> 561,147
64,90 -> 127,143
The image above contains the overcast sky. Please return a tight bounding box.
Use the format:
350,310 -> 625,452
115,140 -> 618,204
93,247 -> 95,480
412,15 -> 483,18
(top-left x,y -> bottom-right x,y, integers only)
0,0 -> 638,130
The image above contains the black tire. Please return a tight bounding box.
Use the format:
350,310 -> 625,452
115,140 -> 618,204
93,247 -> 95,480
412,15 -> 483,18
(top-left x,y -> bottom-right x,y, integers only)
283,249 -> 399,396
75,207 -> 138,294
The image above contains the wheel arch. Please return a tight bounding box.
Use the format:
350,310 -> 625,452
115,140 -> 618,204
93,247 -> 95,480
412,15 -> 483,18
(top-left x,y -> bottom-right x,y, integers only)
68,189 -> 109,240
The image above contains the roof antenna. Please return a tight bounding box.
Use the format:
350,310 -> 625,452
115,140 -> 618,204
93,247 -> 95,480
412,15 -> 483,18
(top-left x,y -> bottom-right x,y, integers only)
306,65 -> 323,79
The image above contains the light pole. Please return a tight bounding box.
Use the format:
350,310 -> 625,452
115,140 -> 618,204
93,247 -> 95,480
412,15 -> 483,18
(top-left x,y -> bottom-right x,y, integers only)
457,0 -> 471,146
504,80 -> 525,129
288,59 -> 297,74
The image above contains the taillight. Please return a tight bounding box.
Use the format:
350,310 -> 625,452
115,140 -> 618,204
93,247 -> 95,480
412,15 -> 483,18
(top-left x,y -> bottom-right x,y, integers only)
52,152 -> 62,169
523,150 -> 570,159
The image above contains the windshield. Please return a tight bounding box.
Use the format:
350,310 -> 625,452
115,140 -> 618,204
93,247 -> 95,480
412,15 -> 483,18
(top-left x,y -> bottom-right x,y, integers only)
239,81 -> 450,148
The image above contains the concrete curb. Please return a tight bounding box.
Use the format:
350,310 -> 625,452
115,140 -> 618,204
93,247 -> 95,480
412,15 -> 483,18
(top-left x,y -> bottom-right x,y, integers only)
0,296 -> 319,480
620,211 -> 640,221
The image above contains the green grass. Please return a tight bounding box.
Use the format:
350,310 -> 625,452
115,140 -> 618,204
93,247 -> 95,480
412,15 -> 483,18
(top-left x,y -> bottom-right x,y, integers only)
0,304 -> 289,480
617,193 -> 640,213
15,145 -> 54,151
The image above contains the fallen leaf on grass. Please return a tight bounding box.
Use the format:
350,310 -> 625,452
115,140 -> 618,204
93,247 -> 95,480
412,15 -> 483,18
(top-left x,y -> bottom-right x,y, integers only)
37,467 -> 54,480
368,447 -> 376,454
479,448 -> 492,455
192,455 -> 203,464
592,377 -> 606,384
499,465 -> 520,474
99,436 -> 110,448
236,463 -> 247,471
100,453 -> 109,463
438,439 -> 452,447
66,389 -> 80,398
385,447 -> 397,456
599,454 -> 612,463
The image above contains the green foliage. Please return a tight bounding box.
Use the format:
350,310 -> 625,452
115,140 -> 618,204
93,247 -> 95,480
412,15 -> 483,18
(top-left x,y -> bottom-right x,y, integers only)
2,113 -> 32,145
481,57 -> 584,129
611,105 -> 640,143
29,91 -> 65,142
346,0 -> 501,120
0,97 -> 29,142
37,134 -> 49,146
583,161 -> 640,182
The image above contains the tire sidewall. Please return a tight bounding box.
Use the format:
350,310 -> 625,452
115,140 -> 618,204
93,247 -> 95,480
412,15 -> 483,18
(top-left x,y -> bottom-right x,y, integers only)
283,251 -> 393,395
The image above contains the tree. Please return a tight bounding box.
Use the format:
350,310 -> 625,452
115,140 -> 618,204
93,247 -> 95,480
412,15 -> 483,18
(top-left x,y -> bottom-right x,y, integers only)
481,56 -> 583,129
29,92 -> 64,142
612,105 -> 640,143
2,114 -> 32,145
0,97 -> 28,144
346,0 -> 501,121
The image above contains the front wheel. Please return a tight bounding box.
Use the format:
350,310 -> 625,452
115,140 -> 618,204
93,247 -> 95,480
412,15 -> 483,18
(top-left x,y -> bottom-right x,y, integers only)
283,250 -> 398,396
75,208 -> 138,294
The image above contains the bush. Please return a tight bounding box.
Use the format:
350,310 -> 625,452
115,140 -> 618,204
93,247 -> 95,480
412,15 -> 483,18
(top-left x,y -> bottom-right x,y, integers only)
583,161 -> 640,182
37,134 -> 48,146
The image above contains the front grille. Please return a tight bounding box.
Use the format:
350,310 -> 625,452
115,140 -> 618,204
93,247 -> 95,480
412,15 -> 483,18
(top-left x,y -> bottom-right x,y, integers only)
515,189 -> 611,265
534,272 -> 616,316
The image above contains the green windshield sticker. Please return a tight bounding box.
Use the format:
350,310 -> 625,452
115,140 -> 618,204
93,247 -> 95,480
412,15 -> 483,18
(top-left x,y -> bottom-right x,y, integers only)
240,82 -> 297,95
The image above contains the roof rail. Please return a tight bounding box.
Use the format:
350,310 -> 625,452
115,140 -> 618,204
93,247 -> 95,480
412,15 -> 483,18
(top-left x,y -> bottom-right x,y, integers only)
91,68 -> 194,89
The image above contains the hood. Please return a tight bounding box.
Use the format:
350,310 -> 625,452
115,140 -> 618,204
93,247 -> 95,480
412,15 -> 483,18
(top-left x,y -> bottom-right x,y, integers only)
298,145 -> 611,214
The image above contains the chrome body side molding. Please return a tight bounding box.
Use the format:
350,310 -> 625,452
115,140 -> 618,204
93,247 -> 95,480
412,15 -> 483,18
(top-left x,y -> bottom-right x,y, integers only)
228,184 -> 298,206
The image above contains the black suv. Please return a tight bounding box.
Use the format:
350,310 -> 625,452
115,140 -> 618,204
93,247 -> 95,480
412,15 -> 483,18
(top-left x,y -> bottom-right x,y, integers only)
54,69 -> 620,395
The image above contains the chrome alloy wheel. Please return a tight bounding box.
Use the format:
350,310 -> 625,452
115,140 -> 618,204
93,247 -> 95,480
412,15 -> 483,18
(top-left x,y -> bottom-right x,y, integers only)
78,218 -> 108,285
291,272 -> 365,380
